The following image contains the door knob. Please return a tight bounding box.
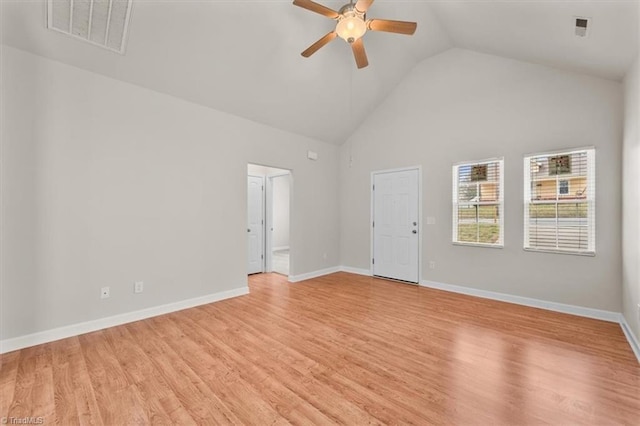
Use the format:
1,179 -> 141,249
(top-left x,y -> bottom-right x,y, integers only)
247,228 -> 250,232
413,222 -> 417,226
412,230 -> 417,234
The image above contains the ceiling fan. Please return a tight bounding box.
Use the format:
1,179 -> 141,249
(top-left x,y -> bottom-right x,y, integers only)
293,0 -> 417,69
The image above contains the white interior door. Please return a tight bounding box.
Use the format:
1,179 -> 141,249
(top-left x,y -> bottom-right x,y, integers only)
247,175 -> 264,274
372,169 -> 419,283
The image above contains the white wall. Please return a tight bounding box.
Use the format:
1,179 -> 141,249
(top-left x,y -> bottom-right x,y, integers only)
272,175 -> 290,250
340,48 -> 623,312
1,46 -> 340,341
623,56 -> 640,340
247,164 -> 284,177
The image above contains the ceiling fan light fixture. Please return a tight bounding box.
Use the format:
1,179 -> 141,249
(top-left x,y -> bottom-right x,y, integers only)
336,12 -> 367,43
293,0 -> 417,69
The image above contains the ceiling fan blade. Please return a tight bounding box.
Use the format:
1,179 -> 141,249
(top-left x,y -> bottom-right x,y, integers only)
351,38 -> 369,69
301,31 -> 338,57
367,19 -> 417,35
292,0 -> 339,19
354,0 -> 374,14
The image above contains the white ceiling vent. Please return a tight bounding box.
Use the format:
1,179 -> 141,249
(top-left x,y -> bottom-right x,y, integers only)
47,0 -> 133,54
574,17 -> 591,38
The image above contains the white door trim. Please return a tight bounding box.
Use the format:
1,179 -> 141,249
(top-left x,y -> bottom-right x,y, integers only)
370,166 -> 422,283
267,171 -> 291,179
265,176 -> 274,273
247,174 -> 265,274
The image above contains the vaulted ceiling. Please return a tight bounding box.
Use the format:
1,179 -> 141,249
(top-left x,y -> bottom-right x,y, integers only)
1,1 -> 638,145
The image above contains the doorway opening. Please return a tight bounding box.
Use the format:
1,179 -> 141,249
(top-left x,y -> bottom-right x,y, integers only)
247,164 -> 291,277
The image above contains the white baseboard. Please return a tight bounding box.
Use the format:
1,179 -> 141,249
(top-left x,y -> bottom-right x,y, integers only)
620,316 -> 640,363
288,266 -> 340,283
420,280 -> 620,323
0,286 -> 249,354
272,246 -> 290,252
339,266 -> 372,276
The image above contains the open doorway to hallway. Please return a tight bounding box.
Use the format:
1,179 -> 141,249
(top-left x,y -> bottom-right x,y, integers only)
247,164 -> 291,277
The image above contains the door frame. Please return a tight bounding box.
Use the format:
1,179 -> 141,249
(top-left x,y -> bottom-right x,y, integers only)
248,174 -> 266,274
370,166 -> 422,284
247,163 -> 293,280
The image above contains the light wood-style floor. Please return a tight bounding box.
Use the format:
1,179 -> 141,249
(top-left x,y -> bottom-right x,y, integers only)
1,272 -> 639,425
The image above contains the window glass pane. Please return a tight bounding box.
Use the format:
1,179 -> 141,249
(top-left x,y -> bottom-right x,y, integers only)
458,183 -> 478,202
458,165 -> 472,183
572,177 -> 588,199
458,205 -> 477,221
557,202 -> 588,220
457,222 -> 478,243
478,204 -> 500,222
529,203 -> 556,219
478,223 -> 500,244
531,180 -> 557,200
479,183 -> 498,202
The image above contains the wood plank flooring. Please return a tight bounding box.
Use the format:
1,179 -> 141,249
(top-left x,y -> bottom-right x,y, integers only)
1,272 -> 639,425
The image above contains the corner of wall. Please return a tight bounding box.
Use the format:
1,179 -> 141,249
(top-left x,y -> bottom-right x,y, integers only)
622,55 -> 640,347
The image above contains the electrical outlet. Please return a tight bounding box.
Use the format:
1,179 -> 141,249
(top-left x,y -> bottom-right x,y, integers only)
429,261 -> 436,270
134,281 -> 144,294
100,286 -> 110,299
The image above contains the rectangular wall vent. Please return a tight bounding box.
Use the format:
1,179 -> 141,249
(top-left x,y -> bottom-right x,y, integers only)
574,16 -> 591,38
47,0 -> 133,54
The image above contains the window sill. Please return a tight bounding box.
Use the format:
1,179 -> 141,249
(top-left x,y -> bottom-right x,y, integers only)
523,247 -> 595,257
453,242 -> 504,249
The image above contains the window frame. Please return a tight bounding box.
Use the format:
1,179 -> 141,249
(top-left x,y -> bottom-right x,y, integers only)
452,157 -> 505,248
523,148 -> 596,256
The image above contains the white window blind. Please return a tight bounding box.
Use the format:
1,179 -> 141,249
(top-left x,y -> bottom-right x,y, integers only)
452,158 -> 504,247
524,148 -> 595,255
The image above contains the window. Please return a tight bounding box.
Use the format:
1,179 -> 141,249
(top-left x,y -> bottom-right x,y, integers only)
558,180 -> 569,195
453,158 -> 504,247
524,148 -> 595,255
